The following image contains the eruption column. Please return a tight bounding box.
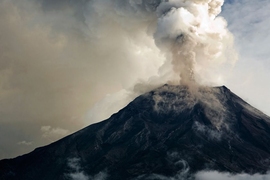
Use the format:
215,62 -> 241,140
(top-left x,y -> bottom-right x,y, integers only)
154,0 -> 229,85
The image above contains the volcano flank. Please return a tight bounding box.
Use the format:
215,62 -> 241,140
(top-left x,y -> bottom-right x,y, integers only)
1,85 -> 270,180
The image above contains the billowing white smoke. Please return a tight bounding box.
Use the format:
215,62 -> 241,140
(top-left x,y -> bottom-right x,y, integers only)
85,0 -> 236,122
154,0 -> 235,84
84,0 -> 236,87
0,0 -> 237,158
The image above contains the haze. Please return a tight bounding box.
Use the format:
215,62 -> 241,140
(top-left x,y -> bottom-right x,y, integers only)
0,0 -> 269,160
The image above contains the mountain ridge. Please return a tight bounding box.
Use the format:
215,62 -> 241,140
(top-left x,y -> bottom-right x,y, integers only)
1,84 -> 270,180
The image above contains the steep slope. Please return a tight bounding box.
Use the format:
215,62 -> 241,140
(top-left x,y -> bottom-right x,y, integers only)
1,85 -> 270,180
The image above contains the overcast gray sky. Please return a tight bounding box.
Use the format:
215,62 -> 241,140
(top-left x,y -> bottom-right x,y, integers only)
0,0 -> 270,160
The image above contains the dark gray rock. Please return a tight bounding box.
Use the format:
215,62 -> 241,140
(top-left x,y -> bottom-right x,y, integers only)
1,85 -> 270,180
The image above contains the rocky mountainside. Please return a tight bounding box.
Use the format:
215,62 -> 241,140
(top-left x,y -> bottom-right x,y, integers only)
1,85 -> 270,180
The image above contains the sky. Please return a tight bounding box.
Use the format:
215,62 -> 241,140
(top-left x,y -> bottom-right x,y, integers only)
0,0 -> 270,160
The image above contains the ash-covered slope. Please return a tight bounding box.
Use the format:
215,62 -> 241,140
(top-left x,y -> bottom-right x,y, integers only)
1,85 -> 270,180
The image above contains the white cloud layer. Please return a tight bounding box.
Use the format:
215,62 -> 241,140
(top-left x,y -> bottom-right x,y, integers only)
195,171 -> 270,180
134,171 -> 270,180
67,157 -> 108,180
17,141 -> 33,146
41,126 -> 70,141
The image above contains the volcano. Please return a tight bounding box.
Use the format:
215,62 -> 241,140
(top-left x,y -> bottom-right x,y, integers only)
1,85 -> 270,180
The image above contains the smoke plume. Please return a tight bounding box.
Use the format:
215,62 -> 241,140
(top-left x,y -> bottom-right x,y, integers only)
153,0 -> 236,85
0,0 -> 236,159
85,0 -> 237,123
83,0 -> 236,86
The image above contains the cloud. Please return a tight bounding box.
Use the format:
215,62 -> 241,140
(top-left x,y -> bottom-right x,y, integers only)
220,0 -> 270,115
41,126 -> 70,141
195,171 -> 270,180
154,0 -> 237,85
135,170 -> 270,180
0,0 -> 232,158
222,0 -> 270,60
0,0 -> 268,161
0,0 -> 164,158
17,141 -> 33,146
67,157 -> 108,180
67,158 -> 89,180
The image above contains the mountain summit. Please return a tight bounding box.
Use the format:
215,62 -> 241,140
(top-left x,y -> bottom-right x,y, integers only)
1,85 -> 270,180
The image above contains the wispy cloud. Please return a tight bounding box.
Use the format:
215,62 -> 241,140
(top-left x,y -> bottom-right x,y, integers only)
41,126 -> 70,141
17,141 -> 33,146
67,157 -> 108,180
134,170 -> 270,180
195,171 -> 270,180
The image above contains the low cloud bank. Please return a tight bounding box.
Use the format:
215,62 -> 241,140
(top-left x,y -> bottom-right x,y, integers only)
67,157 -> 108,180
195,171 -> 270,180
133,171 -> 270,180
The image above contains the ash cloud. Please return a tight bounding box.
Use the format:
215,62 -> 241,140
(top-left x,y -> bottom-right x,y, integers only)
0,0 -> 164,158
0,0 -> 236,159
154,0 -> 237,85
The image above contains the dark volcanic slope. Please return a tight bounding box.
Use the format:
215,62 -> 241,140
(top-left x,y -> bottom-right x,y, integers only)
1,85 -> 270,180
